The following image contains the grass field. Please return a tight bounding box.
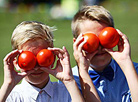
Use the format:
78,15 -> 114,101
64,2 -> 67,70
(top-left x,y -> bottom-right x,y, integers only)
0,0 -> 138,87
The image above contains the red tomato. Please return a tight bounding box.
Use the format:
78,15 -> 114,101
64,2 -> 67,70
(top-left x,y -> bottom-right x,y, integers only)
83,33 -> 99,53
36,49 -> 54,67
18,51 -> 37,70
99,27 -> 120,49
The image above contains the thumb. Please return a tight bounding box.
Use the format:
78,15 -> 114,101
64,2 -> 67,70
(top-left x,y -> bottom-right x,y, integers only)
104,48 -> 114,55
40,67 -> 55,76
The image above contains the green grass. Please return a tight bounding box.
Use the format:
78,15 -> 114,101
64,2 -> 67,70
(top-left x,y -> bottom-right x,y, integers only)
0,0 -> 138,87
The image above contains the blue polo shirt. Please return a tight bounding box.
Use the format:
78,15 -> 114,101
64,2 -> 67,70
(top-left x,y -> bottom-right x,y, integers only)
72,59 -> 138,102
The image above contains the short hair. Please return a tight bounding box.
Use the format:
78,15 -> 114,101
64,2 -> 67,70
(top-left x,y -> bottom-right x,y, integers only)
71,5 -> 114,38
11,21 -> 55,50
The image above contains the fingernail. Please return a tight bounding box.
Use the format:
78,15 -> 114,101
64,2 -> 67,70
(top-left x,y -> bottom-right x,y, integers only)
19,50 -> 23,53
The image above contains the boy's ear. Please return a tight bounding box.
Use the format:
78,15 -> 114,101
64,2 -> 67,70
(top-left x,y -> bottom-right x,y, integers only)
73,38 -> 76,43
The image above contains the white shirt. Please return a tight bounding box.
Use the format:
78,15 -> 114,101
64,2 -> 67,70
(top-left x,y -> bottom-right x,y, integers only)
6,78 -> 71,102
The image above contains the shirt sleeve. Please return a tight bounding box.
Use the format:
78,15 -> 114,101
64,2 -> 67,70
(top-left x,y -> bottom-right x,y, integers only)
6,91 -> 24,102
73,75 -> 81,90
72,66 -> 82,91
133,62 -> 138,72
121,62 -> 138,102
122,90 -> 132,102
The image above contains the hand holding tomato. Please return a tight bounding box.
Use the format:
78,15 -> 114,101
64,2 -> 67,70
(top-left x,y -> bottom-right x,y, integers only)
18,51 -> 37,71
3,50 -> 32,87
104,29 -> 131,66
36,49 -> 54,67
73,34 -> 98,71
83,33 -> 99,53
99,27 -> 120,49
40,47 -> 73,83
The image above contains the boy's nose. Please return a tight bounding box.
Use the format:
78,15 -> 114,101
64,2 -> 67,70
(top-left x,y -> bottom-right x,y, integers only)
33,62 -> 40,70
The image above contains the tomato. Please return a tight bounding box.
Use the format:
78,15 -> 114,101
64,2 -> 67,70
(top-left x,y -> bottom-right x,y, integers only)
36,49 -> 54,67
18,51 -> 37,70
82,33 -> 99,53
99,27 -> 120,49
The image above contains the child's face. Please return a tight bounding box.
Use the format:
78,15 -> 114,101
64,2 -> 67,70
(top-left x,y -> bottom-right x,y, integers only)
79,20 -> 112,71
20,38 -> 53,88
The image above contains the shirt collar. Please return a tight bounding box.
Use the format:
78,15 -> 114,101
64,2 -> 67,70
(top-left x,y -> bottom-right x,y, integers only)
106,59 -> 117,79
109,58 -> 117,73
21,78 -> 54,100
89,58 -> 117,78
42,79 -> 53,98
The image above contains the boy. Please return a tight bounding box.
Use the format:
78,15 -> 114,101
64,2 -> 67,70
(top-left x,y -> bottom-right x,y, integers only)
71,5 -> 138,102
0,21 -> 84,102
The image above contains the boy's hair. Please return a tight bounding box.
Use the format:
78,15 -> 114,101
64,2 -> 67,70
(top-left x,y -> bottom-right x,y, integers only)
11,21 -> 55,50
71,5 -> 114,38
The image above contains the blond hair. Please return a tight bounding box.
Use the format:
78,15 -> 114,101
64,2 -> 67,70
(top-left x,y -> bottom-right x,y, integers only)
11,21 -> 55,50
71,5 -> 114,38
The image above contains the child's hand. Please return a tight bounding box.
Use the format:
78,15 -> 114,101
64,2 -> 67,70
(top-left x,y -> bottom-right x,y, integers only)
73,34 -> 97,71
105,29 -> 131,67
40,46 -> 73,84
3,50 -> 33,87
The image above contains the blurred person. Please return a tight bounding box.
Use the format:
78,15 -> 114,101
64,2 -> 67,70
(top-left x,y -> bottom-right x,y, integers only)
0,21 -> 85,102
82,0 -> 104,5
71,5 -> 138,102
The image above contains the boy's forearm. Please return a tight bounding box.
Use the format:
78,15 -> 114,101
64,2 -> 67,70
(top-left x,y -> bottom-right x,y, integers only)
0,82 -> 14,102
79,68 -> 101,102
63,79 -> 85,102
120,59 -> 138,102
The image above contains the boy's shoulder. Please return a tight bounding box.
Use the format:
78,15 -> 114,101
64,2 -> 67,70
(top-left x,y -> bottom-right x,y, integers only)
133,62 -> 138,72
133,62 -> 138,67
6,83 -> 25,102
72,66 -> 79,76
11,83 -> 23,93
72,65 -> 92,76
51,81 -> 67,88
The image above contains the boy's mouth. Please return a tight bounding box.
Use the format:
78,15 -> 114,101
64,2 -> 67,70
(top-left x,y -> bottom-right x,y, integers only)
31,72 -> 43,75
96,52 -> 107,56
30,70 -> 44,76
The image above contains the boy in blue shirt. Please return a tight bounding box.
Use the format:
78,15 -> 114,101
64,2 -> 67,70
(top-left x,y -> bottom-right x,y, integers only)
71,5 -> 138,102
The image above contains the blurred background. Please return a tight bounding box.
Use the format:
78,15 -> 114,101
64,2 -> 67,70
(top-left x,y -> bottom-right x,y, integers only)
0,0 -> 138,86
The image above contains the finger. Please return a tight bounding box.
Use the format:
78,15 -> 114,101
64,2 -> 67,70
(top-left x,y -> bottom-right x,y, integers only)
86,50 -> 98,61
54,59 -> 63,72
73,36 -> 84,47
73,34 -> 84,50
19,69 -> 35,76
75,33 -> 83,42
18,72 -> 28,77
48,47 -> 64,55
104,48 -> 114,55
62,46 -> 70,58
3,50 -> 21,68
117,37 -> 124,51
4,50 -> 22,62
77,39 -> 86,52
122,35 -> 131,52
116,29 -> 125,51
40,67 -> 55,75
117,29 -> 129,41
116,29 -> 123,36
13,60 -> 21,71
116,29 -> 130,51
48,47 -> 64,59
